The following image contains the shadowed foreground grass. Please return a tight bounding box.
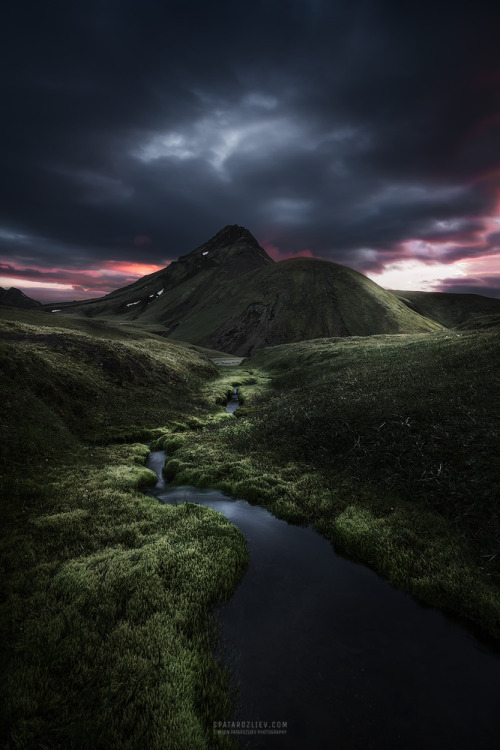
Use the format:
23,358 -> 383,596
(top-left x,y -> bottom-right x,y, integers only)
0,310 -> 246,749
154,328 -> 500,638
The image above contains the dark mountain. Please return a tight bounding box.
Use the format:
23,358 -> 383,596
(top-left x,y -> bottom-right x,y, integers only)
0,287 -> 41,309
41,224 -> 498,355
42,225 -> 441,353
44,225 -> 272,326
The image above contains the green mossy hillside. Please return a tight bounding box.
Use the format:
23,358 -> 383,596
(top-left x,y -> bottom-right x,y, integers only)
0,311 -> 247,749
393,289 -> 500,329
0,310 -> 217,452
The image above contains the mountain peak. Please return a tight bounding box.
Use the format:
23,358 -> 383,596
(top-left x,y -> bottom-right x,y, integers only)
188,224 -> 262,256
176,224 -> 273,279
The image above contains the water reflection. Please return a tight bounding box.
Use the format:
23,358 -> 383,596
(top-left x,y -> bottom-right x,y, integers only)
146,451 -> 500,750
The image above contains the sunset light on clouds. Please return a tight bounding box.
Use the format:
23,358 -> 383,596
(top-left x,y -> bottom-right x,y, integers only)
0,260 -> 165,302
368,201 -> 500,295
1,1 -> 499,303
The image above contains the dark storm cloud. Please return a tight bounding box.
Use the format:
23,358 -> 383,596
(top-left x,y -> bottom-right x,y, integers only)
486,232 -> 500,247
1,0 -> 499,294
436,277 -> 500,299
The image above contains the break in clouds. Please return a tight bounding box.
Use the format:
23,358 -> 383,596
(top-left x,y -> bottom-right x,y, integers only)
1,0 -> 499,300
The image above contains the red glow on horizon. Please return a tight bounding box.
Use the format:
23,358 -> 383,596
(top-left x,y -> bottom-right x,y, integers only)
0,258 -> 168,304
395,197 -> 500,266
262,241 -> 314,262
99,260 -> 166,276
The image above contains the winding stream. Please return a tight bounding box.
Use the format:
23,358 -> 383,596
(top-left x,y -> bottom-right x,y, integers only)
145,392 -> 500,749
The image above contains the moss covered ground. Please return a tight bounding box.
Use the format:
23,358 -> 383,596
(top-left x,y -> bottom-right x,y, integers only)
155,327 -> 500,639
0,309 -> 247,749
3,306 -> 500,748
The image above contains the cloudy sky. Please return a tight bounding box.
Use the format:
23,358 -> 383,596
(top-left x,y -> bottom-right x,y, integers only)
1,0 -> 499,302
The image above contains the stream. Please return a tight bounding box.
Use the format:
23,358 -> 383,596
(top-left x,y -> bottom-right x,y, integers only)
225,386 -> 240,414
145,391 -> 500,749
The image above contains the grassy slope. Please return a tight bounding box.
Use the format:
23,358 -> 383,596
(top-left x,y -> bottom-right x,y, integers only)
0,309 -> 247,749
168,259 -> 442,353
41,230 -> 272,334
393,290 -> 500,328
157,328 -> 500,637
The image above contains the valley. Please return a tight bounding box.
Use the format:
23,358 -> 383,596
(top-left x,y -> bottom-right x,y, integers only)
1,227 -> 499,748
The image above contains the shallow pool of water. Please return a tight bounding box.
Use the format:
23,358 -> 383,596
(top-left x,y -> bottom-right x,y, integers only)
226,386 -> 240,414
146,451 -> 500,749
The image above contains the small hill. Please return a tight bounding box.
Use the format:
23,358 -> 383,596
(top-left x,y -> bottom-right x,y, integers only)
184,257 -> 442,355
0,308 -> 219,445
0,286 -> 41,309
392,290 -> 500,329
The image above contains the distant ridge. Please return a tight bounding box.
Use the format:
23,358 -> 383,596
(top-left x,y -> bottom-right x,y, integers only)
0,287 -> 41,309
392,290 -> 500,329
39,225 -> 500,355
